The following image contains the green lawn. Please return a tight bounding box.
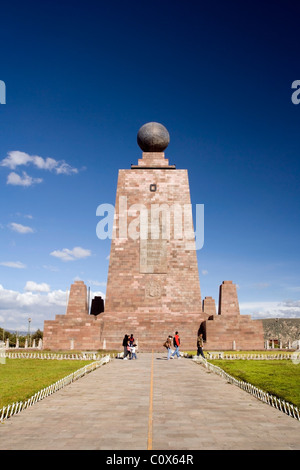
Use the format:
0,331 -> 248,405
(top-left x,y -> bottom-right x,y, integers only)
209,359 -> 300,408
0,359 -> 93,408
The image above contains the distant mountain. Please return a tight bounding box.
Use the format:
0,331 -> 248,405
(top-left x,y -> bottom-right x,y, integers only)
262,318 -> 300,345
4,329 -> 40,335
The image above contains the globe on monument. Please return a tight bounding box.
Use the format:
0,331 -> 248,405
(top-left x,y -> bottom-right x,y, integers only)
137,122 -> 170,152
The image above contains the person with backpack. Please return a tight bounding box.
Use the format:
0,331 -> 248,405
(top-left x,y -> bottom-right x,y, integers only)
163,335 -> 173,360
171,331 -> 181,359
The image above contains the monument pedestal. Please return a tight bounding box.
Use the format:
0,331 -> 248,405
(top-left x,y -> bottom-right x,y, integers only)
96,311 -> 206,352
101,124 -> 203,351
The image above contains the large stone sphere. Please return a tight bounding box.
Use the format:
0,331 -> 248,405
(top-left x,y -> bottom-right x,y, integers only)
137,122 -> 170,152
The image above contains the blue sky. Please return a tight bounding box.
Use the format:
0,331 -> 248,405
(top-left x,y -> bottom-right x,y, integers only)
0,0 -> 300,332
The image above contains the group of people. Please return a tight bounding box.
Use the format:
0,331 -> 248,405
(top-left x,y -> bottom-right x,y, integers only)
163,331 -> 181,360
122,330 -> 205,360
163,331 -> 205,359
122,334 -> 137,360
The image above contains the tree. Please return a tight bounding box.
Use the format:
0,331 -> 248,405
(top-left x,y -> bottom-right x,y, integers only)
32,329 -> 43,341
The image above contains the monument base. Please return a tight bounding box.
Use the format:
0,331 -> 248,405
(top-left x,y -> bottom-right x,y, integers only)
97,311 -> 206,352
204,314 -> 265,351
43,280 -> 265,352
43,315 -> 101,351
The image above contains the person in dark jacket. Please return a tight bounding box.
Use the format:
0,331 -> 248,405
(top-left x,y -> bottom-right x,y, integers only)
122,334 -> 129,359
197,333 -> 205,358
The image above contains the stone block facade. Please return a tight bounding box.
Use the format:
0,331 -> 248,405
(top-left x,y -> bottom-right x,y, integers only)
43,281 -> 101,350
97,147 -> 204,351
202,296 -> 216,316
43,279 -> 264,352
218,280 -> 240,315
201,282 -> 264,350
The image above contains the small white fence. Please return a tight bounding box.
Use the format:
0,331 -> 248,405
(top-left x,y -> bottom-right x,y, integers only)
0,355 -> 111,422
206,352 -> 297,360
193,356 -> 300,421
5,352 -> 111,360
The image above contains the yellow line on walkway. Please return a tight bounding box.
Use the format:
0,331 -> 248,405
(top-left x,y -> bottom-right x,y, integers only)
147,350 -> 154,450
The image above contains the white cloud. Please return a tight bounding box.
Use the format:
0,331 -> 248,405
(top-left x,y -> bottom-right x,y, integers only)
54,162 -> 78,175
0,261 -> 26,269
201,269 -> 208,275
1,151 -> 32,168
14,213 -> 34,220
0,284 -> 105,331
50,246 -> 92,262
240,300 -> 300,319
0,284 -> 67,331
1,151 -> 78,175
7,171 -> 43,187
24,281 -> 50,293
8,222 -> 34,234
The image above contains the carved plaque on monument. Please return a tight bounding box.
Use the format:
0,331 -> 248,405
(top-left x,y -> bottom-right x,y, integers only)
145,279 -> 162,298
140,238 -> 168,273
140,209 -> 168,273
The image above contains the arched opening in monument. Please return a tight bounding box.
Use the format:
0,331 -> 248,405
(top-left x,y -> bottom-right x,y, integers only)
198,321 -> 206,342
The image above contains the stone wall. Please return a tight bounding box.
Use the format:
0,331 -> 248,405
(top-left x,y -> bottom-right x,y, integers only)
43,279 -> 265,352
43,281 -> 102,351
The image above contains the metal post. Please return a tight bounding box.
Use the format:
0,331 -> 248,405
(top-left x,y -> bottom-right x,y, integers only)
28,318 -> 31,348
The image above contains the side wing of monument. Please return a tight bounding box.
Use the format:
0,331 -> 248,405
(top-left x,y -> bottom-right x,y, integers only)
43,281 -> 101,350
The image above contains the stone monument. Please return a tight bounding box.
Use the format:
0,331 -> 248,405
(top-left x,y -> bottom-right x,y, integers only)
98,122 -> 203,350
43,122 -> 265,351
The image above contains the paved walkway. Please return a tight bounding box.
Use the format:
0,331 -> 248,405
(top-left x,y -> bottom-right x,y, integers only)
0,353 -> 299,450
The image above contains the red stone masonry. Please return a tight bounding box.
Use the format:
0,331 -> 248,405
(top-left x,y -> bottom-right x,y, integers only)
66,281 -> 88,316
99,150 -> 204,350
43,281 -> 101,350
204,282 -> 264,350
218,280 -> 240,315
202,296 -> 216,316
